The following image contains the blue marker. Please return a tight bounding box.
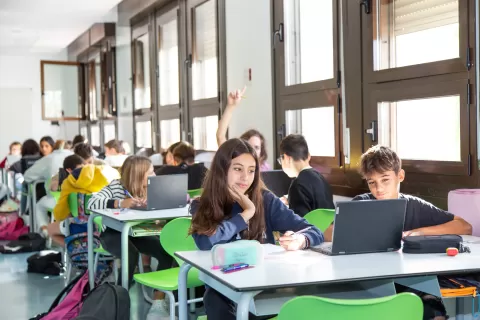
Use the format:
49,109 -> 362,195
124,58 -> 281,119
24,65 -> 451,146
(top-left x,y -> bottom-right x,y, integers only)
221,263 -> 250,273
124,189 -> 133,199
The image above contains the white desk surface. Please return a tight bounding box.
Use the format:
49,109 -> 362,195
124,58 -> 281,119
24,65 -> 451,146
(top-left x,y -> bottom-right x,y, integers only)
176,236 -> 480,292
90,206 -> 190,221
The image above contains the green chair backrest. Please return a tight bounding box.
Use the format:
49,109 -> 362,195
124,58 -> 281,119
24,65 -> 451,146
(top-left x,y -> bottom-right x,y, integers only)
187,188 -> 203,198
160,217 -> 197,266
278,293 -> 423,320
51,191 -> 61,202
304,208 -> 335,232
68,192 -> 93,218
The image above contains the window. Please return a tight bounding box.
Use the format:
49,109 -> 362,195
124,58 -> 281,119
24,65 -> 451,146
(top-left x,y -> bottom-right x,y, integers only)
284,0 -> 334,85
193,115 -> 218,151
90,125 -> 100,147
373,0 -> 459,71
191,0 -> 218,100
41,61 -> 81,120
104,123 -> 116,143
158,16 -> 179,106
80,126 -> 88,139
160,119 -> 181,149
134,32 -> 151,110
136,121 -> 152,148
378,96 -> 461,162
286,107 -> 336,157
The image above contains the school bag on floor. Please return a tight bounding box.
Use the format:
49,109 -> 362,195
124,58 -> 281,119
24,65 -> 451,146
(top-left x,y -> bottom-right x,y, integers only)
76,283 -> 130,320
0,197 -> 28,240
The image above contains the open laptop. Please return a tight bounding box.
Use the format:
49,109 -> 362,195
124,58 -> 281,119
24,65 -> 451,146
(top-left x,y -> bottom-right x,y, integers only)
261,170 -> 292,197
133,174 -> 188,211
311,199 -> 407,255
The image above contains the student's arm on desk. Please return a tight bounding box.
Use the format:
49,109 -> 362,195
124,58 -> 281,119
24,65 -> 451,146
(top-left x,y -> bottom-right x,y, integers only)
192,215 -> 248,250
405,216 -> 472,236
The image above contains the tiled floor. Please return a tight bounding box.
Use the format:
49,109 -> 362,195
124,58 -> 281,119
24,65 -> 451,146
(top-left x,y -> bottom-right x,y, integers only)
0,251 -> 202,319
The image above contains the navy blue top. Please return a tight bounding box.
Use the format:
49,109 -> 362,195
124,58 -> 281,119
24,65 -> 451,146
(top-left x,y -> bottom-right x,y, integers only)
190,190 -> 324,250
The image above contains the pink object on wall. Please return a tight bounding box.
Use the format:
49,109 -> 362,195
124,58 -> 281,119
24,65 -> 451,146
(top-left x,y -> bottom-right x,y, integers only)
448,189 -> 480,236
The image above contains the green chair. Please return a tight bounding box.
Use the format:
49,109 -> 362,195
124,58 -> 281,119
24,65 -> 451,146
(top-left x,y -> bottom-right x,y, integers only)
304,209 -> 335,232
188,188 -> 203,198
273,293 -> 423,320
134,217 -> 204,320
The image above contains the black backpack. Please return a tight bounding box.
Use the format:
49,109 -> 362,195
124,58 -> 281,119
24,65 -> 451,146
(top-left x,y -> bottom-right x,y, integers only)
27,251 -> 63,276
76,283 -> 130,320
0,232 -> 46,253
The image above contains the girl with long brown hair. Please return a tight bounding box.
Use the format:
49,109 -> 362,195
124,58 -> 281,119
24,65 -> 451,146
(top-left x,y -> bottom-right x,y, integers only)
87,155 -> 174,320
190,138 -> 323,320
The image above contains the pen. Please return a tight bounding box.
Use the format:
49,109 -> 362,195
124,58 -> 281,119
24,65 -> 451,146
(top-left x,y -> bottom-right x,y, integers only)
293,226 -> 312,235
124,189 -> 133,198
221,263 -> 250,273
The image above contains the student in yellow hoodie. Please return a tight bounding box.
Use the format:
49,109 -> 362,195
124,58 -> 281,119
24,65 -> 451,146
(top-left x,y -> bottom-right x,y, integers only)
48,155 -> 109,246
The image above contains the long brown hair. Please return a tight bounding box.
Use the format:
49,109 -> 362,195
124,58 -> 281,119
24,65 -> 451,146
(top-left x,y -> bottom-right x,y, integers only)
190,138 -> 266,242
240,129 -> 268,163
120,155 -> 152,198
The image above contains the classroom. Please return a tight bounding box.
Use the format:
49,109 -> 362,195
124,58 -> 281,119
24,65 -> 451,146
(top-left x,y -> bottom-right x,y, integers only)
0,0 -> 479,319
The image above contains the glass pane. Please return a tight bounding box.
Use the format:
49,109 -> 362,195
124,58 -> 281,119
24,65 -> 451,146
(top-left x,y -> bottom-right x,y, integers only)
373,0 -> 459,71
160,118 -> 181,149
134,33 -> 151,110
378,95 -> 460,161
104,123 -> 116,143
285,107 -> 335,157
159,16 -> 179,106
193,115 -> 218,151
284,0 -> 334,86
43,63 -> 80,118
90,125 -> 100,147
80,126 -> 88,139
136,121 -> 152,148
192,0 -> 218,100
95,57 -> 102,117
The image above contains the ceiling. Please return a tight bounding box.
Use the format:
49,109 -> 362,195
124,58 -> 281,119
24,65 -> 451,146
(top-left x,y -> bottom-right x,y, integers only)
0,0 -> 123,56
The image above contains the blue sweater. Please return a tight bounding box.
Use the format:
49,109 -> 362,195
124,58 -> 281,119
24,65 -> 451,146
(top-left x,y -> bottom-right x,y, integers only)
190,190 -> 324,250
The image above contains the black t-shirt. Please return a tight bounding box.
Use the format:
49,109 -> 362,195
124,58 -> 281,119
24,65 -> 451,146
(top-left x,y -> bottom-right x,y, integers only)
288,168 -> 335,217
156,163 -> 207,190
352,193 -> 455,231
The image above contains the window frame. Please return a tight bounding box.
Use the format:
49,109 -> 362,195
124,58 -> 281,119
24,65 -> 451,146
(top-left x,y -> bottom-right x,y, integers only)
361,0 -> 470,84
364,76 -> 472,176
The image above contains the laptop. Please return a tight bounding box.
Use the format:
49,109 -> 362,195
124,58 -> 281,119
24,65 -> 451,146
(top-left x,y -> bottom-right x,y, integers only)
261,170 -> 293,197
311,199 -> 407,256
133,174 -> 188,211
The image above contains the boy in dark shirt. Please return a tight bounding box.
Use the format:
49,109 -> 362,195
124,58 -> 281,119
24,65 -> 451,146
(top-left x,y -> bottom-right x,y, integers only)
324,145 -> 472,241
156,142 -> 207,190
278,134 -> 334,217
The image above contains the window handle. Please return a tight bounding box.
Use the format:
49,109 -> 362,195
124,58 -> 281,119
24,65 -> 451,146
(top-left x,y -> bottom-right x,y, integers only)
277,124 -> 286,141
365,120 -> 377,142
184,54 -> 192,68
360,0 -> 372,14
272,23 -> 284,48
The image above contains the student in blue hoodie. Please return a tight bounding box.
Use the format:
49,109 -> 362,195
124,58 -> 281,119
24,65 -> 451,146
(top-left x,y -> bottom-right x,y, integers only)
189,138 -> 324,320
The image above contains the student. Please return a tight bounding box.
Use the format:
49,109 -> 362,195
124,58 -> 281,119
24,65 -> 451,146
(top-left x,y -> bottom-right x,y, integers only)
216,88 -> 271,171
87,155 -> 174,320
72,134 -> 99,157
50,155 -> 109,246
0,141 -> 21,168
156,141 -> 207,190
189,138 -> 323,320
164,141 -> 182,165
39,136 -> 55,157
9,139 -> 41,174
53,139 -> 72,151
279,134 -> 334,216
323,145 -> 472,241
103,139 -> 129,167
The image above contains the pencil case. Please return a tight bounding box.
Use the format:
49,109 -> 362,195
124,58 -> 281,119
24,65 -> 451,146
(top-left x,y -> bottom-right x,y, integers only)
211,240 -> 264,267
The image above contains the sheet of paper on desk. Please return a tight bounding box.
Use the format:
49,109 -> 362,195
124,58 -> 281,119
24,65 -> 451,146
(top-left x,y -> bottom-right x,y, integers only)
263,244 -> 286,255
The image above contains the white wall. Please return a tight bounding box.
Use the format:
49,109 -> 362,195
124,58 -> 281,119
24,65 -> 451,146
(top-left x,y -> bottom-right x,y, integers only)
0,50 -> 79,154
225,0 -> 275,168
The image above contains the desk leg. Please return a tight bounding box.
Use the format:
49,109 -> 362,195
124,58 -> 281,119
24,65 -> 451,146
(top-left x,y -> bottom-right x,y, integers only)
30,183 -> 36,232
178,263 -> 192,320
121,222 -> 134,290
87,213 -> 97,289
237,292 -> 257,320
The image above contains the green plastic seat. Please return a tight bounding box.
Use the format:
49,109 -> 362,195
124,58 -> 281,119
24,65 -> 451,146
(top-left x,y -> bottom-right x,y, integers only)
51,191 -> 61,203
188,188 -> 203,198
273,293 -> 423,320
134,217 -> 204,290
304,209 -> 335,232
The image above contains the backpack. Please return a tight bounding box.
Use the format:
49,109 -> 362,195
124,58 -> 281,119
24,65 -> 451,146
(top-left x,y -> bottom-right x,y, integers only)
76,283 -> 130,320
0,197 -> 28,241
0,232 -> 46,253
27,251 -> 63,276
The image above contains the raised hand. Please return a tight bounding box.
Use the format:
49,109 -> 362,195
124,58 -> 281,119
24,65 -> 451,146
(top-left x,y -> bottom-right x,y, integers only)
227,86 -> 247,107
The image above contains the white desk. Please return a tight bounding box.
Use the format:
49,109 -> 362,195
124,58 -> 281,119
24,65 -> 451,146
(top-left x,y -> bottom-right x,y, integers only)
176,236 -> 480,320
87,207 -> 190,289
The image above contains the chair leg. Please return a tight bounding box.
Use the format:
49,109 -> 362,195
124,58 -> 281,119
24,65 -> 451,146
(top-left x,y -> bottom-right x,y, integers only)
165,290 -> 176,320
189,287 -> 196,313
137,255 -> 153,304
113,259 -> 118,284
65,260 -> 72,284
93,253 -> 100,274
